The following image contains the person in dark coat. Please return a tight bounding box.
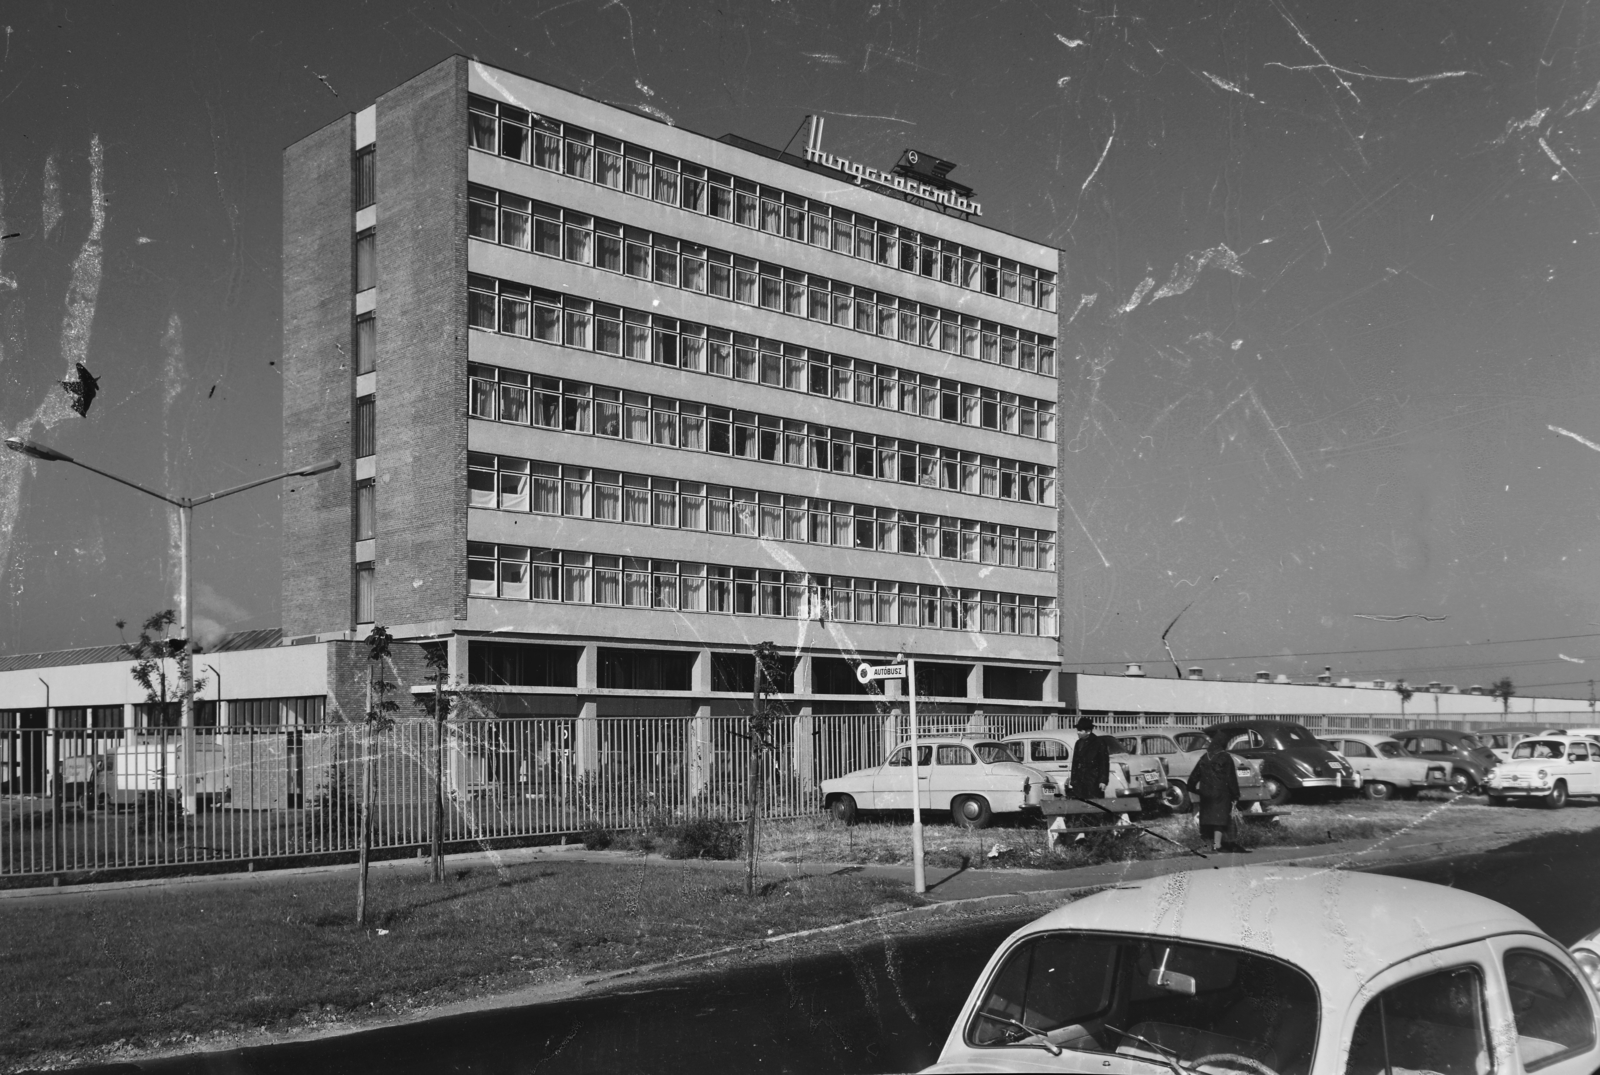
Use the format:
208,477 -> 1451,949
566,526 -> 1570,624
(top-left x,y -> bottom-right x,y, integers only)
1069,715 -> 1110,799
1190,733 -> 1243,852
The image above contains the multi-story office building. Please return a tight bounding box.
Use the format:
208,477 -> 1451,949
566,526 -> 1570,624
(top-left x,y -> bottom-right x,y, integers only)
283,55 -> 1065,718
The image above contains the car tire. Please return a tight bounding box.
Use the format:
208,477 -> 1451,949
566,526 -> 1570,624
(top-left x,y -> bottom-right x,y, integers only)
1263,776 -> 1291,808
1362,780 -> 1395,801
951,795 -> 993,829
1160,780 -> 1192,814
1487,794 -> 1509,807
1449,770 -> 1476,795
829,794 -> 857,825
1542,782 -> 1568,810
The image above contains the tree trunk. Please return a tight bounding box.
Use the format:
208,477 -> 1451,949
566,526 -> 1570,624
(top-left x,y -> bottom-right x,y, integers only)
357,665 -> 372,927
745,658 -> 762,897
432,678 -> 444,884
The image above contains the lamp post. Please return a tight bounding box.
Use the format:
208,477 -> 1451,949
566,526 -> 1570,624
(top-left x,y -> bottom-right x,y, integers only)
6,436 -> 338,813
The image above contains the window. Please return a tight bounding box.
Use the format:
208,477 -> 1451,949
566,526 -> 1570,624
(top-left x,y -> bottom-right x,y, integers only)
354,395 -> 375,457
936,745 -> 976,765
354,479 -> 375,540
354,228 -> 375,291
354,146 -> 375,210
353,313 -> 376,374
1504,949 -> 1596,1068
354,562 -> 374,623
1347,966 -> 1490,1075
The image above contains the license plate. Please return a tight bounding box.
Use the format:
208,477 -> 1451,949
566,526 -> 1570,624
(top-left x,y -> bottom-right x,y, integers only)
1141,772 -> 1158,783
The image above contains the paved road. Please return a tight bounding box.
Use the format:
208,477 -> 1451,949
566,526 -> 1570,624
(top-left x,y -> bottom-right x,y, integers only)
98,825 -> 1600,1075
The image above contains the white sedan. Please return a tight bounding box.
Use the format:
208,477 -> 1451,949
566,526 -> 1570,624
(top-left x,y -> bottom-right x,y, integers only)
820,738 -> 1053,829
1317,733 -> 1450,800
924,866 -> 1600,1074
1484,734 -> 1600,808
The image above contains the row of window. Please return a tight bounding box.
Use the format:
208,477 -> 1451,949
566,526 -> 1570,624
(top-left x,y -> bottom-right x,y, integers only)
468,453 -> 1057,570
467,187 -> 1056,376
467,364 -> 1057,506
466,96 -> 1057,311
466,543 -> 1060,637
467,276 -> 1056,440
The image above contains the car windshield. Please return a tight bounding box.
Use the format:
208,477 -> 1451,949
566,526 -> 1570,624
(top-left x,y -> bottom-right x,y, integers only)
1376,741 -> 1405,759
1514,740 -> 1565,760
967,931 -> 1318,1072
973,742 -> 1014,764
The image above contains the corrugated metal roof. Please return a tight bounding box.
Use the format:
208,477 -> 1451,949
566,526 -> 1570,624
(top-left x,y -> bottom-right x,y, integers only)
0,627 -> 284,672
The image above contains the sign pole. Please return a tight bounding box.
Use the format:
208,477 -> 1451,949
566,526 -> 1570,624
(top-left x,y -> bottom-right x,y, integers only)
908,657 -> 925,893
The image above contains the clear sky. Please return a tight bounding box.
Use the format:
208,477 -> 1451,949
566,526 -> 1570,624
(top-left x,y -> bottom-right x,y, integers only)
1,2 -> 1597,696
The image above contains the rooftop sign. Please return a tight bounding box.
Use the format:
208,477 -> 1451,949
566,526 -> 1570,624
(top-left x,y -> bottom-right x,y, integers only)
805,117 -> 982,217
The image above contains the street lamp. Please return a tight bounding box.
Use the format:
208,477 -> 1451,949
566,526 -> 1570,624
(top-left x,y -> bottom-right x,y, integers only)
6,435 -> 338,812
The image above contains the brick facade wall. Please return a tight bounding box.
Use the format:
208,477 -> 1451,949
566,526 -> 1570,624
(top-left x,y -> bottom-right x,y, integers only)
282,115 -> 356,637
373,57 -> 469,628
325,638 -> 438,724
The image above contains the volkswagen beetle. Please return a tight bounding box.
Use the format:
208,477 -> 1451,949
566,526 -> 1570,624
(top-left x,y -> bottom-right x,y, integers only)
923,866 -> 1600,1074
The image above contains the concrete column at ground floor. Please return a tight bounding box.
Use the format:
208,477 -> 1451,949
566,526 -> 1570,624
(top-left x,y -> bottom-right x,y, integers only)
967,708 -> 986,734
1042,712 -> 1061,730
692,649 -> 712,693
448,633 -> 469,688
574,698 -> 599,777
688,704 -> 712,799
967,664 -> 984,701
885,709 -> 901,755
1043,667 -> 1061,705
791,654 -> 812,697
576,644 -> 598,691
123,703 -> 136,732
792,707 -> 815,795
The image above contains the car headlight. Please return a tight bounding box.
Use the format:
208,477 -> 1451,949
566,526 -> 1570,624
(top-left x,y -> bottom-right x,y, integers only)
1574,949 -> 1600,994
1537,769 -> 1550,784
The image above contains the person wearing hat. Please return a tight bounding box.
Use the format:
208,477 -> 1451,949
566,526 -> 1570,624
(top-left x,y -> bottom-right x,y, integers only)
1068,715 -> 1110,800
1189,730 -> 1244,852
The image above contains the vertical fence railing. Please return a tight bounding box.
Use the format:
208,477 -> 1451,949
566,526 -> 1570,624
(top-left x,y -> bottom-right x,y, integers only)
2,709 -> 1595,884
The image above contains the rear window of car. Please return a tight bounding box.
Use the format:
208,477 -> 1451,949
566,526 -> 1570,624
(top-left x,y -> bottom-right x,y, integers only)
1459,734 -> 1483,750
1513,740 -> 1565,760
973,742 -> 1014,764
1115,736 -> 1138,754
1175,732 -> 1208,751
1275,724 -> 1321,748
1377,741 -> 1405,759
1142,737 -> 1176,754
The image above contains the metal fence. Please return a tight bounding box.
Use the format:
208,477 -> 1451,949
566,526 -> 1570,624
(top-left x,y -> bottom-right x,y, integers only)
2,708 -> 1593,885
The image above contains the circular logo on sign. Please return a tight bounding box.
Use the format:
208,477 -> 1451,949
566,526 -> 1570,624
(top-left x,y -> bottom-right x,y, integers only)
856,662 -> 874,684
907,151 -> 919,165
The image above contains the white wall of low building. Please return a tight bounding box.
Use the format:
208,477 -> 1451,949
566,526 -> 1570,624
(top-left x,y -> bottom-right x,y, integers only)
0,644 -> 332,712
1076,672 -> 1596,720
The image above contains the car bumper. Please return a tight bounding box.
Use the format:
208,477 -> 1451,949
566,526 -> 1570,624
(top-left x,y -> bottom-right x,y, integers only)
1292,776 -> 1350,789
1485,787 -> 1552,798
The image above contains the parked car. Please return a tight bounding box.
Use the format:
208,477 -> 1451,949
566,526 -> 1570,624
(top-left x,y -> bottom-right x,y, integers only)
1129,730 -> 1271,813
821,738 -> 1054,829
1483,734 -> 1600,809
923,865 -> 1600,1074
1392,728 -> 1499,793
999,731 -> 1168,813
1540,726 -> 1600,743
1205,719 -> 1359,807
1478,725 -> 1546,763
1316,733 -> 1450,800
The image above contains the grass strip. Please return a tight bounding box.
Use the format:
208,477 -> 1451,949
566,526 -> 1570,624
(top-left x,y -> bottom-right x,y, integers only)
0,858 -> 923,1069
